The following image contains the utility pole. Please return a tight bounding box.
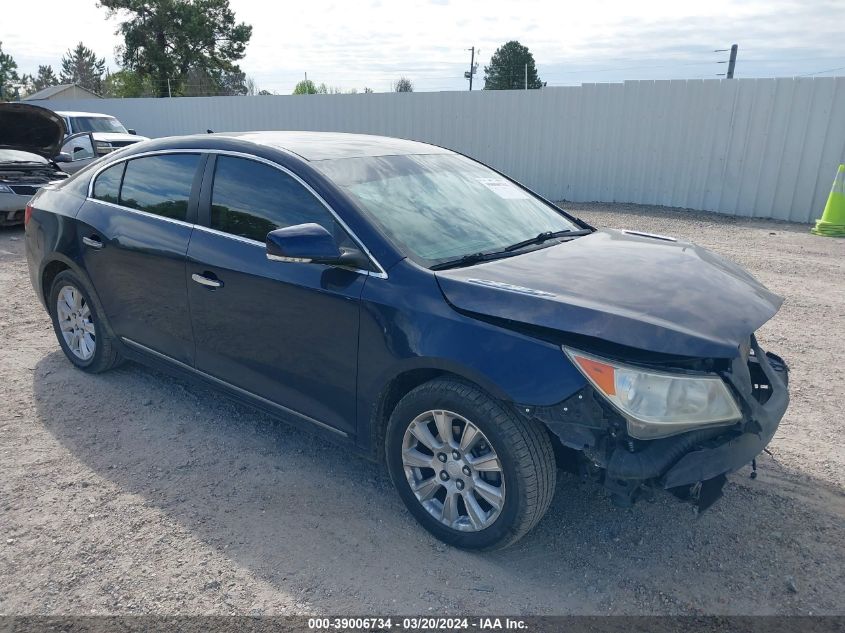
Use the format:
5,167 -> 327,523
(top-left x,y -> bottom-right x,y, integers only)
715,44 -> 739,78
464,47 -> 478,90
525,64 -> 528,89
727,44 -> 738,78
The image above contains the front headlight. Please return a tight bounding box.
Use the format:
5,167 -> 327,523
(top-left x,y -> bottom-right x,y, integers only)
563,347 -> 742,439
0,184 -> 14,193
94,141 -> 114,154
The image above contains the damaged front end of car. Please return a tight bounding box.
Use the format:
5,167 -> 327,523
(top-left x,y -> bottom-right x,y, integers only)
523,335 -> 789,512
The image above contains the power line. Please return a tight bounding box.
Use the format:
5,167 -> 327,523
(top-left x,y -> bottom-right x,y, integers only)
800,65 -> 845,76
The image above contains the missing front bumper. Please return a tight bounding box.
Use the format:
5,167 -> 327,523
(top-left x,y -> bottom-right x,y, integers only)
660,341 -> 788,492
533,337 -> 789,511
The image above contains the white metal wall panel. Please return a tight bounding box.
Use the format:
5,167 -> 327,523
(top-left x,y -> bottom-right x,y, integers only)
45,77 -> 845,223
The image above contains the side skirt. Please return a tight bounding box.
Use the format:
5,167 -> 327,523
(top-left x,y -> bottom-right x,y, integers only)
118,337 -> 357,448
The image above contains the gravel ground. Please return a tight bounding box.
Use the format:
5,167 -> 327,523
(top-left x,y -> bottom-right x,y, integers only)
1,202 -> 843,616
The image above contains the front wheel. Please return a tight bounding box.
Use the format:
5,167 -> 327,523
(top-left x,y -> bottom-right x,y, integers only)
386,378 -> 556,550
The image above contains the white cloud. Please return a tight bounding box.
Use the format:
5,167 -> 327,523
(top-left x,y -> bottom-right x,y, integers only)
3,0 -> 844,93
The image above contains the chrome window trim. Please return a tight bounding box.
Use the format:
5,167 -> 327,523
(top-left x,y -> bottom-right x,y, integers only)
91,198 -> 195,228
120,337 -> 348,437
193,223 -> 264,247
86,148 -> 388,279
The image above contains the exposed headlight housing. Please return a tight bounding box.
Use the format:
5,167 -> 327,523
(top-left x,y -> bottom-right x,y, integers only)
563,347 -> 742,439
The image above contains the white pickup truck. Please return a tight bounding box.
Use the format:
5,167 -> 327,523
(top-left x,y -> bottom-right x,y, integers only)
53,111 -> 149,173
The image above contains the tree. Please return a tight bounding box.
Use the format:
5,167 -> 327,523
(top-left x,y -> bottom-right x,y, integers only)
178,66 -> 246,96
483,41 -> 542,90
244,75 -> 258,96
180,67 -> 217,96
316,83 -> 346,94
393,77 -> 413,92
218,69 -> 247,95
294,81 -> 356,95
60,42 -> 106,93
103,68 -> 156,97
293,79 -> 317,94
20,74 -> 38,98
363,87 -> 374,94
0,41 -> 20,100
33,65 -> 59,91
100,0 -> 253,98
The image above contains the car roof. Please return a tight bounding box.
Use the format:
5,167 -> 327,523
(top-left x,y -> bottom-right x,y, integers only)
54,111 -> 116,118
214,131 -> 454,162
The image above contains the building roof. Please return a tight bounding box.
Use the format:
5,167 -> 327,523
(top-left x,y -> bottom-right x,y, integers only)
23,84 -> 101,101
218,131 -> 453,161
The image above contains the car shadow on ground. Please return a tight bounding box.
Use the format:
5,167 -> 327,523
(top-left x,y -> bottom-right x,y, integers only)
33,351 -> 845,615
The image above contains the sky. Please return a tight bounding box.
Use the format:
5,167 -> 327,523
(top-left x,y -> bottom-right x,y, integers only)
4,0 -> 845,94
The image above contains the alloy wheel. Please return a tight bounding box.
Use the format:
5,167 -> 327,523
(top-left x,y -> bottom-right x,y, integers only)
56,284 -> 96,361
401,409 -> 505,532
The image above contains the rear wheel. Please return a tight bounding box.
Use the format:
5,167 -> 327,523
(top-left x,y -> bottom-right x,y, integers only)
49,270 -> 121,373
386,378 -> 556,550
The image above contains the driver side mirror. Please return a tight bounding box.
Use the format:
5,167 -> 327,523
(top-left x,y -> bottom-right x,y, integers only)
266,223 -> 370,269
127,129 -> 137,135
53,153 -> 73,163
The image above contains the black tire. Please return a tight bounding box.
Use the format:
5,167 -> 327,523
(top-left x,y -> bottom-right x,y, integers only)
49,270 -> 122,373
386,378 -> 556,550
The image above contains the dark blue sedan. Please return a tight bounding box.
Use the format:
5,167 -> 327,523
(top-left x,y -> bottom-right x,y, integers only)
22,119 -> 789,549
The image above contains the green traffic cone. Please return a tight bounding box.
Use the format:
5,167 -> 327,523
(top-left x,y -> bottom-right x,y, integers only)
812,164 -> 845,237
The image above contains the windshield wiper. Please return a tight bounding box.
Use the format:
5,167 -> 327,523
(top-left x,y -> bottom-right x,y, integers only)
430,252 -> 504,271
503,229 -> 592,252
431,229 -> 594,271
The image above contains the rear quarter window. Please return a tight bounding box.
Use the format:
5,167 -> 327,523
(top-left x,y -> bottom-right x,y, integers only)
92,162 -> 125,204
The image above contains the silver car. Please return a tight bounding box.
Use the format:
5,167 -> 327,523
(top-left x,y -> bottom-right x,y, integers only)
55,110 -> 148,171
0,104 -> 69,226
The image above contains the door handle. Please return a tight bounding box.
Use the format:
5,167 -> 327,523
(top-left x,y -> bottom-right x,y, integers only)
191,273 -> 222,289
82,236 -> 104,249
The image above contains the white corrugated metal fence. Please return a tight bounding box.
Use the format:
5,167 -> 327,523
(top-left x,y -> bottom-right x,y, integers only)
44,77 -> 845,223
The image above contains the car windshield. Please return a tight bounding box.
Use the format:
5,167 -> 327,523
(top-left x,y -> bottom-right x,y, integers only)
0,149 -> 47,164
315,154 -> 580,266
70,116 -> 127,134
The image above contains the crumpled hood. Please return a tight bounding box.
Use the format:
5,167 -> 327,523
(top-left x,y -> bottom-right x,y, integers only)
0,103 -> 66,158
435,229 -> 783,358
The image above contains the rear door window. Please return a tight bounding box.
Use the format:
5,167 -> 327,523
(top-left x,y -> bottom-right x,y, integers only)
209,155 -> 350,245
92,162 -> 124,204
119,154 -> 200,221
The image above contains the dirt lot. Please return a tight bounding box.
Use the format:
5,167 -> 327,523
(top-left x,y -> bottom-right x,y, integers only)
1,203 -> 843,616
